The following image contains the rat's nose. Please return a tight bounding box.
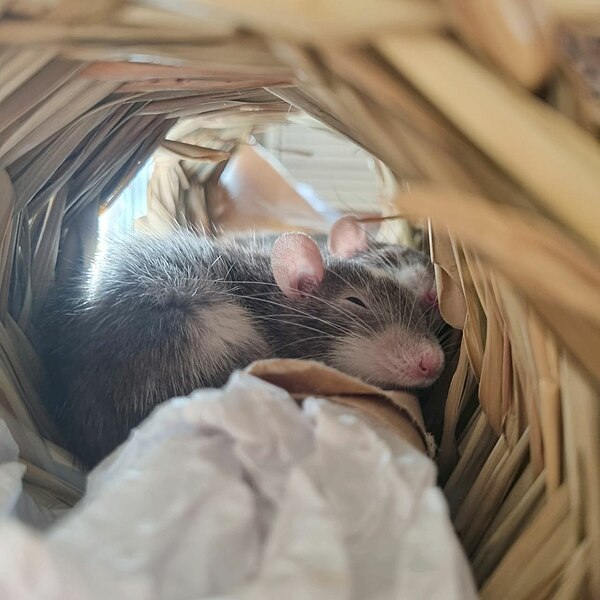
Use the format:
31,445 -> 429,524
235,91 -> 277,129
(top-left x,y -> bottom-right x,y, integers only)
423,287 -> 437,307
418,351 -> 443,377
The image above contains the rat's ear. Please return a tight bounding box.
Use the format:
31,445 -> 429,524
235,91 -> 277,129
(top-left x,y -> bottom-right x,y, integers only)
327,215 -> 368,258
271,233 -> 325,299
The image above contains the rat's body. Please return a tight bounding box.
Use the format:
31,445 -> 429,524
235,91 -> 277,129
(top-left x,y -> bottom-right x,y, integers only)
42,223 -> 444,467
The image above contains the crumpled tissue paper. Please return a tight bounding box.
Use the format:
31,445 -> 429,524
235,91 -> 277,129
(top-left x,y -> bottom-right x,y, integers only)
0,371 -> 477,600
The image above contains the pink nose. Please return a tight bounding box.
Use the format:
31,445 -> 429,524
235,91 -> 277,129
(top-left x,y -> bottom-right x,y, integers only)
423,287 -> 437,307
418,351 -> 442,377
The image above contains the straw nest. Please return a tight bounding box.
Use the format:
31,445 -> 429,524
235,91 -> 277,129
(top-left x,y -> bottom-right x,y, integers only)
0,1 -> 599,598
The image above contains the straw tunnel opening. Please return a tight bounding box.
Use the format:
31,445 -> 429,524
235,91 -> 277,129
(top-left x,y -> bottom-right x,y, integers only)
15,96 -> 465,474
88,114 -> 457,450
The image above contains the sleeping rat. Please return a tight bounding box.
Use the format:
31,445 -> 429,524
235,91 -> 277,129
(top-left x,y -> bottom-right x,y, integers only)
41,218 -> 444,467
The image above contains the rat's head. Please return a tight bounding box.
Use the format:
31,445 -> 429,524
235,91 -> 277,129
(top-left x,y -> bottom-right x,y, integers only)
269,226 -> 445,390
328,215 -> 439,313
360,243 -> 437,301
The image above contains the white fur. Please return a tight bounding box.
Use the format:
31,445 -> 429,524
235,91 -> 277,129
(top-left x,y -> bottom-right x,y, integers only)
193,303 -> 265,376
203,303 -> 258,351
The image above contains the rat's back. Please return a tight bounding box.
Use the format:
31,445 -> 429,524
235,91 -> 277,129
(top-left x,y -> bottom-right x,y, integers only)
41,231 -> 270,467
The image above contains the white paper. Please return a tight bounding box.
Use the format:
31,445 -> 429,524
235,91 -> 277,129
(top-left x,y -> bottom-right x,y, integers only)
0,372 -> 478,599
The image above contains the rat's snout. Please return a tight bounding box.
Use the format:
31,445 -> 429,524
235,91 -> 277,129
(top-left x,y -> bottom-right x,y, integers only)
330,328 -> 445,390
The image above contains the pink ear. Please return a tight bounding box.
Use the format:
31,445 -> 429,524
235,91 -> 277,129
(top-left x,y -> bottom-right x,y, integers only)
327,215 -> 368,258
271,233 -> 325,299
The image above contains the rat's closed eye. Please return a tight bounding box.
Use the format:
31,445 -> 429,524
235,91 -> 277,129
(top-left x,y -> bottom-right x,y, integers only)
344,295 -> 368,308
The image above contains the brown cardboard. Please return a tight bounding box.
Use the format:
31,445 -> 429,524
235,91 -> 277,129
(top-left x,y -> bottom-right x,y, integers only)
245,359 -> 435,457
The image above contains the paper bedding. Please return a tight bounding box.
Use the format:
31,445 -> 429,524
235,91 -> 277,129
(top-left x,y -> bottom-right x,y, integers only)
0,359 -> 478,600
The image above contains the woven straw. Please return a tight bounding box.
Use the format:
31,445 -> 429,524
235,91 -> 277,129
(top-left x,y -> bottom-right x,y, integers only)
0,1 -> 598,598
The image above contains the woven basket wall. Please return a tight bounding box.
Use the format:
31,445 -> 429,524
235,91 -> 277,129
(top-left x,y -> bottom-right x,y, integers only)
0,2 -> 599,599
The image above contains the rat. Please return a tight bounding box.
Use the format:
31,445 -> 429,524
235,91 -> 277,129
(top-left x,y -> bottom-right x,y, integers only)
40,217 -> 445,468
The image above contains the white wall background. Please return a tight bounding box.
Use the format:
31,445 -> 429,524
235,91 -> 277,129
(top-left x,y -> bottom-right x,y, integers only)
261,122 -> 381,214
100,121 -> 381,234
